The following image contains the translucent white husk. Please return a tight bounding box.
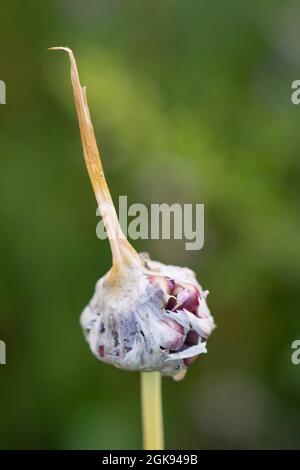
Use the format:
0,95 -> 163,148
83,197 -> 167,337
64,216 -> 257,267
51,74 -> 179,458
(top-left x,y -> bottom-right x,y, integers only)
80,255 -> 215,376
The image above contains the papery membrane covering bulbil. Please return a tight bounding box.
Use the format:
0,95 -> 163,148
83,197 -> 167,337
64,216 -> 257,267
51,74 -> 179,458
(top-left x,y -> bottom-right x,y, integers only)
80,254 -> 215,378
50,46 -> 215,380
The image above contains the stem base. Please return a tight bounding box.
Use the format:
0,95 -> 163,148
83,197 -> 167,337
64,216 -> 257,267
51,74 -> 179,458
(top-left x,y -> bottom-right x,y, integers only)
141,371 -> 164,450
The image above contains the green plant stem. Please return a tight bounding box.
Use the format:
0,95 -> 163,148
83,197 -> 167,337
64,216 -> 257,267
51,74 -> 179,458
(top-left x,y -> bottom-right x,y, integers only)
141,371 -> 164,450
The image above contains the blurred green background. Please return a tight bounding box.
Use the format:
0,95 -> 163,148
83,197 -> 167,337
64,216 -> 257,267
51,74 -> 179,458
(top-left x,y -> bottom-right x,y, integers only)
1,0 -> 300,449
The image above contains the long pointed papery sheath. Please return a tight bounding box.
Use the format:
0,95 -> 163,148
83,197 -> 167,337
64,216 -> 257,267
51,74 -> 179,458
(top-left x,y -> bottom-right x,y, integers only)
50,47 -> 215,379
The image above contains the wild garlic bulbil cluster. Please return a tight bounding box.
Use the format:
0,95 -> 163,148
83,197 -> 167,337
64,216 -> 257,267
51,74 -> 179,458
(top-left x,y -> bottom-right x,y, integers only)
50,47 -> 215,380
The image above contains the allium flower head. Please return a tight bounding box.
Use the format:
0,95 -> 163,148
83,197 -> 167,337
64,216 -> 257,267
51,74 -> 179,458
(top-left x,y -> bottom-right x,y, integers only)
50,47 -> 215,380
81,253 -> 214,379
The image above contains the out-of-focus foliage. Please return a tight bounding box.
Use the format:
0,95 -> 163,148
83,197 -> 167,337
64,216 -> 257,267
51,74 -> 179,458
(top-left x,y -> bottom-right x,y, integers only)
0,0 -> 300,449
